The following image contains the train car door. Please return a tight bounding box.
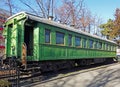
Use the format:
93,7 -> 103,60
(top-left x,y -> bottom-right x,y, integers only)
24,25 -> 34,57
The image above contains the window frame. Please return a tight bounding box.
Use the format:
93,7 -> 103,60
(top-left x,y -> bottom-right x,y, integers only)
68,34 -> 72,46
56,31 -> 65,45
89,39 -> 93,48
75,36 -> 81,47
99,42 -> 102,49
83,38 -> 87,48
45,29 -> 51,43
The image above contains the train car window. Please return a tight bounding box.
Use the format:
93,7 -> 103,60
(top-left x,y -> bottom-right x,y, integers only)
105,43 -> 106,50
111,45 -> 113,51
114,46 -> 116,51
99,42 -> 102,49
68,34 -> 72,46
56,32 -> 64,45
109,45 -> 111,51
94,41 -> 98,49
103,43 -> 105,50
45,29 -> 50,43
89,39 -> 93,48
113,46 -> 115,51
75,36 -> 81,47
109,45 -> 111,50
107,44 -> 109,50
113,45 -> 115,51
112,45 -> 114,51
83,38 -> 87,48
106,44 -> 108,50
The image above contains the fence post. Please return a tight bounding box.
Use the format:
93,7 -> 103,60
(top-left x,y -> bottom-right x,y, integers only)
17,66 -> 20,87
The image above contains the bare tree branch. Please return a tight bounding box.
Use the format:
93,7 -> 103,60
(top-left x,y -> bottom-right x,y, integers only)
19,0 -> 38,15
5,0 -> 13,16
35,0 -> 46,17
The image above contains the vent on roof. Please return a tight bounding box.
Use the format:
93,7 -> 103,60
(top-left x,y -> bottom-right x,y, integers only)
70,24 -> 75,27
57,20 -> 61,23
48,16 -> 53,20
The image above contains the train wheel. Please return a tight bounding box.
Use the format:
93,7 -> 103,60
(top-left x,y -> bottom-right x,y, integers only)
86,59 -> 92,65
69,61 -> 75,68
80,59 -> 87,66
52,64 -> 58,72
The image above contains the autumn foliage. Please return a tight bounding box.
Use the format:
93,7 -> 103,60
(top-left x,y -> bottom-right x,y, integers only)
114,8 -> 120,36
100,8 -> 120,41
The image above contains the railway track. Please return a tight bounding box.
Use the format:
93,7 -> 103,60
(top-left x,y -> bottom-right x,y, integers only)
20,62 -> 119,87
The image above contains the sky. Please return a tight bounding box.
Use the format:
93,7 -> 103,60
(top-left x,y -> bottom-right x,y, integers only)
84,0 -> 120,22
0,0 -> 120,23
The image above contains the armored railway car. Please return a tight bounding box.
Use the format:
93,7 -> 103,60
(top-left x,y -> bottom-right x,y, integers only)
4,12 -> 117,72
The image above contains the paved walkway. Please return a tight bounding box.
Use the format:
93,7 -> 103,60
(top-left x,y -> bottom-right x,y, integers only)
31,63 -> 120,87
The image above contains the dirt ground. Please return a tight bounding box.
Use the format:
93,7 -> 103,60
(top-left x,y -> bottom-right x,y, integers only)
28,63 -> 120,87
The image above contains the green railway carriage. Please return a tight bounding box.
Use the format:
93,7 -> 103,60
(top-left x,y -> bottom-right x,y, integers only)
4,12 -> 117,71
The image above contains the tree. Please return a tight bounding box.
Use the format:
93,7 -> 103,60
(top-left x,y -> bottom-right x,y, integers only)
79,8 -> 93,32
55,0 -> 94,32
100,8 -> 120,40
0,0 -> 21,16
55,0 -> 78,25
1,0 -> 14,16
19,0 -> 55,18
1,0 -> 103,36
92,15 -> 103,36
113,8 -> 120,37
100,19 -> 114,39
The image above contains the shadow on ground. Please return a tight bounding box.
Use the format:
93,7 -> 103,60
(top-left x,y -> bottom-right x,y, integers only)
21,63 -> 120,87
38,65 -> 120,87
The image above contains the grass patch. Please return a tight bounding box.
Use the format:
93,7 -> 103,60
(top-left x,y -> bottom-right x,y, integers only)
0,79 -> 11,87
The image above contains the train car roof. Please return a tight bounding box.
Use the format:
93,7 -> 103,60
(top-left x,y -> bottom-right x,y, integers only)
6,12 -> 116,44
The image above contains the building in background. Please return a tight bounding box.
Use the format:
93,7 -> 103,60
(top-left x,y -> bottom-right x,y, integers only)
0,8 -> 10,58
